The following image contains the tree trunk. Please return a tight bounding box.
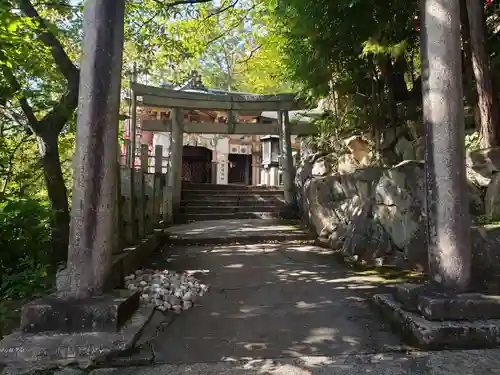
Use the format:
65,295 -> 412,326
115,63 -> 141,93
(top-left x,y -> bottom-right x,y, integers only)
392,55 -> 409,102
460,0 -> 478,118
466,0 -> 499,148
380,58 -> 398,133
37,130 -> 69,265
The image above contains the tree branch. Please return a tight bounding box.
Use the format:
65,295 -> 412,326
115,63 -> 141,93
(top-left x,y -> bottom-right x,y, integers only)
16,0 -> 79,135
136,0 -> 213,35
202,0 -> 238,22
32,0 -> 79,9
18,0 -> 79,85
39,81 -> 78,134
1,134 -> 33,194
237,44 -> 262,65
0,52 -> 39,130
158,0 -> 212,6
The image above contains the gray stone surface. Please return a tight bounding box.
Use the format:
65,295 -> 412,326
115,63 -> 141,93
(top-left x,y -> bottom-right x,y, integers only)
20,291 -> 139,334
146,241 -> 406,364
394,283 -> 436,312
0,307 -> 154,367
87,370 -> 118,375
88,349 -> 500,374
101,345 -> 155,367
374,293 -> 500,348
467,146 -> 500,179
418,293 -> 500,321
53,369 -> 85,375
165,219 -> 313,245
1,367 -> 84,375
298,159 -> 500,279
394,283 -> 500,321
486,174 -> 500,218
300,161 -> 429,270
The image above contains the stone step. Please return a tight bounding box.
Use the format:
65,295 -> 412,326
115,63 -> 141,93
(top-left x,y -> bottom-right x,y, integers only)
176,211 -> 283,223
182,188 -> 284,195
180,205 -> 281,214
167,231 -> 314,246
181,182 -> 282,191
181,199 -> 284,207
181,194 -> 285,202
165,218 -> 314,245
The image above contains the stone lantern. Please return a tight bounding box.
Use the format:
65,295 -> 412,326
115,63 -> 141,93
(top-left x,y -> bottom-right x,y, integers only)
260,135 -> 280,186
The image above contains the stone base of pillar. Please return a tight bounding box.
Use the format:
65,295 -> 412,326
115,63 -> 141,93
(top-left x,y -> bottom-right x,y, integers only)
0,291 -> 154,368
269,166 -> 279,186
260,168 -> 268,186
374,283 -> 500,348
20,290 -> 140,334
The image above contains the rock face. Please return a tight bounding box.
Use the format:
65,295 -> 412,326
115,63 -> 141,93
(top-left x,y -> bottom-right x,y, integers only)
296,136 -> 500,277
485,174 -> 500,218
301,161 -> 428,269
299,157 -> 500,279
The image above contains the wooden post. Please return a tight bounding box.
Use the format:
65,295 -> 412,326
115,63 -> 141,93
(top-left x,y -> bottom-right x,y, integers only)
280,111 -> 296,206
137,144 -> 148,239
113,151 -> 122,254
121,167 -> 133,245
169,108 -> 184,215
128,65 -> 137,242
121,139 -> 134,244
66,0 -> 125,298
422,0 -> 470,290
129,64 -> 138,167
122,139 -> 131,166
153,145 -> 163,226
162,136 -> 173,224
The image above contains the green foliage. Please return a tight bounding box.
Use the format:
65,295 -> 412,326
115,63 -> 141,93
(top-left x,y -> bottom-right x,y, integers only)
122,0 -> 293,93
0,197 -> 54,300
273,0 -> 418,93
465,131 -> 481,151
475,214 -> 500,226
306,105 -> 363,152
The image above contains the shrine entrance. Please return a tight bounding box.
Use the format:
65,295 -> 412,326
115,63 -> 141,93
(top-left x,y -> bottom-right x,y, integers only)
182,146 -> 213,183
228,153 -> 252,185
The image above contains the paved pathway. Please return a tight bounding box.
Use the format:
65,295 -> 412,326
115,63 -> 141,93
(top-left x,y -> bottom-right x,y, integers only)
147,241 -> 405,363
3,220 -> 500,374
90,349 -> 500,374
165,219 -> 314,244
88,220 -> 500,374
132,219 -> 404,365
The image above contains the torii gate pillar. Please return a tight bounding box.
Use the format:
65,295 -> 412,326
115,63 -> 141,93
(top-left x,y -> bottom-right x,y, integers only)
279,110 -> 296,207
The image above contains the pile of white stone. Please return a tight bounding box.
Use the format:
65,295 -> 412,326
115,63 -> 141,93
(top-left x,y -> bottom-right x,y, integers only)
125,269 -> 209,314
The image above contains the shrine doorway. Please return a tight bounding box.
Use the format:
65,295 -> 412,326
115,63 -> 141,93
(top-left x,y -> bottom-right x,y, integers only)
182,146 -> 213,183
228,153 -> 252,185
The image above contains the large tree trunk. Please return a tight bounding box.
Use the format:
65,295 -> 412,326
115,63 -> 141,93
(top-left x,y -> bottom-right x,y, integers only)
466,0 -> 499,148
37,130 -> 70,265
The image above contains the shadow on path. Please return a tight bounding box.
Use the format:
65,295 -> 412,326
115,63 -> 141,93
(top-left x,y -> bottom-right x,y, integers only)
146,241 -> 410,365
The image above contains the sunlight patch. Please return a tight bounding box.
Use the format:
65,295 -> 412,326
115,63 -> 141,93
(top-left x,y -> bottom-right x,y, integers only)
303,327 -> 337,344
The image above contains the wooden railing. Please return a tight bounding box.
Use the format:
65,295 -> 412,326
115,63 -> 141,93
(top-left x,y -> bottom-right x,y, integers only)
116,143 -> 172,253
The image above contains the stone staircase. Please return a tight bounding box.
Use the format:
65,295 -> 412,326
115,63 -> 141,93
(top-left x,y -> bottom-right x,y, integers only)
179,182 -> 287,222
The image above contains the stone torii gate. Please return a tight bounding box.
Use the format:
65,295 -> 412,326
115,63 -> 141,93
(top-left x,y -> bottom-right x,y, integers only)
0,0 -> 310,367
127,82 -> 309,215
